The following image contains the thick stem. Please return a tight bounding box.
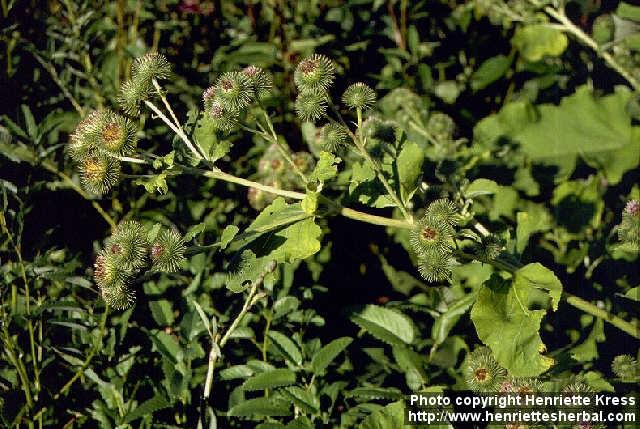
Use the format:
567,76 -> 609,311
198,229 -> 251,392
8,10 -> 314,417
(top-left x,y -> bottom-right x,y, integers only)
564,294 -> 639,339
204,168 -> 306,200
340,207 -> 413,229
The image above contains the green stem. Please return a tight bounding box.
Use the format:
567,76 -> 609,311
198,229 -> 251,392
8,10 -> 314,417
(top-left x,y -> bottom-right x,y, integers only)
261,111 -> 308,184
536,3 -> 640,91
339,207 -> 413,229
55,305 -> 109,399
144,100 -> 204,161
203,261 -> 276,401
353,107 -> 413,223
204,168 -> 306,199
564,294 -> 639,339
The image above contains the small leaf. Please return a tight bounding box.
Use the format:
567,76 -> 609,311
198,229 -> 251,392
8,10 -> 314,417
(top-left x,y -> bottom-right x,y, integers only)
512,24 -> 568,62
123,393 -> 171,423
301,192 -> 318,215
311,337 -> 353,375
21,105 -> 37,140
227,397 -> 291,417
220,225 -> 239,249
359,401 -> 406,429
241,369 -> 296,391
308,151 -> 340,183
396,141 -> 424,204
280,386 -> 320,414
465,178 -> 499,198
219,365 -> 254,380
149,300 -> 175,326
350,305 -> 415,345
267,331 -> 303,365
471,55 -> 512,91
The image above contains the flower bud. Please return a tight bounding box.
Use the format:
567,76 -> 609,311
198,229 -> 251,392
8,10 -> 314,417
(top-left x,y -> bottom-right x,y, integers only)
295,89 -> 327,122
319,123 -> 349,152
342,82 -> 376,110
211,71 -> 254,112
106,220 -> 149,271
150,228 -> 186,272
242,65 -> 273,99
294,54 -> 335,92
465,346 -> 507,392
80,153 -> 120,195
612,355 -> 639,382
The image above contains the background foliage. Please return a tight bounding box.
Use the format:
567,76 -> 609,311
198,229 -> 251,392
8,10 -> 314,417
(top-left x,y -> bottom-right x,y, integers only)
1,0 -> 639,427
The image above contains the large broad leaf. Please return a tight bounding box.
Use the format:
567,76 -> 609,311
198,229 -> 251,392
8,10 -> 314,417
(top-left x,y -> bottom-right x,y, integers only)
474,86 -> 640,183
231,198 -> 321,263
470,269 -> 558,377
267,217 -> 322,263
350,305 -> 415,345
232,198 -> 309,248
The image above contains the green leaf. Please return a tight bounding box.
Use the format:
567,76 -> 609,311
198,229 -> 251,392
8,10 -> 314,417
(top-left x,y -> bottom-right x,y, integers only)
219,365 -> 254,380
267,331 -> 303,365
135,173 -> 169,194
266,218 -> 322,263
20,105 -> 37,140
465,178 -> 499,198
570,318 -> 605,362
123,393 -> 171,423
280,386 -> 320,414
220,225 -> 239,249
512,24 -> 568,62
625,287 -> 639,301
301,192 -> 318,215
392,345 -> 427,390
471,55 -> 512,91
308,151 -> 340,183
618,2 -> 640,21
232,198 -> 309,249
241,369 -> 296,391
514,263 -> 563,311
431,294 -> 476,347
515,207 -> 552,254
359,401 -> 407,429
350,305 -> 415,345
475,86 -> 639,183
471,274 -> 554,377
227,397 -> 291,417
346,387 -> 403,400
149,300 -> 175,326
396,141 -> 424,204
311,337 -> 353,375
